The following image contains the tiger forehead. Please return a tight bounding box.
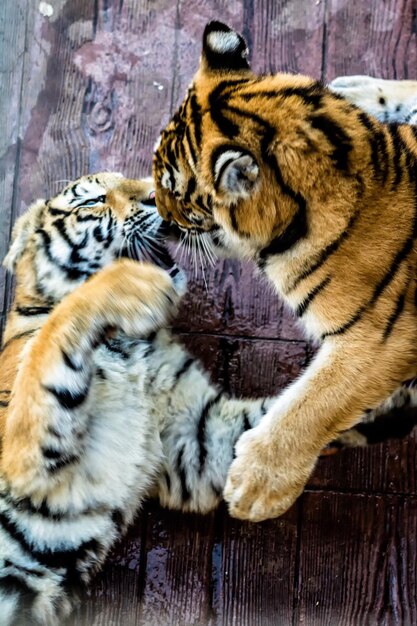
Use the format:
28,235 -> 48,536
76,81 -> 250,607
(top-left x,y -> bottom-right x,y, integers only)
53,174 -> 154,209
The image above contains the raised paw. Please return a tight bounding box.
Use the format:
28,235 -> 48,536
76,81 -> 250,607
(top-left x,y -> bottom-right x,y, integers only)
223,425 -> 316,522
87,259 -> 181,338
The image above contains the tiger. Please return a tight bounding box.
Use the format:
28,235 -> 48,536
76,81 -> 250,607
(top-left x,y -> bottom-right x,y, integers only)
0,172 -> 281,624
152,21 -> 417,522
0,174 -> 413,625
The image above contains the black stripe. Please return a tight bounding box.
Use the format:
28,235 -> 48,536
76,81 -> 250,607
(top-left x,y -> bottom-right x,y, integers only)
324,207 -> 417,338
383,288 -> 407,340
358,112 -> 389,182
189,91 -> 202,147
52,217 -> 80,248
0,329 -> 36,353
75,213 -> 102,223
239,84 -> 323,108
215,155 -> 241,190
45,384 -> 89,410
229,204 -> 240,233
183,177 -> 197,205
322,303 -> 367,339
37,229 -> 92,281
370,229 -> 415,306
288,208 -> 360,292
62,349 -> 84,372
0,573 -> 37,605
0,510 -> 34,558
42,447 -> 63,459
309,113 -> 352,170
43,450 -> 81,472
48,206 -> 69,216
242,410 -> 251,432
15,306 -> 52,316
0,400 -> 9,407
33,538 -> 101,578
3,560 -> 45,578
259,194 -> 308,263
257,126 -> 308,263
209,79 -> 251,138
111,509 -> 125,535
2,491 -> 64,521
295,275 -> 331,317
103,338 -> 130,359
184,123 -> 198,167
177,446 -> 191,503
197,393 -> 222,474
163,471 -> 171,494
173,358 -> 194,385
387,124 -> 404,189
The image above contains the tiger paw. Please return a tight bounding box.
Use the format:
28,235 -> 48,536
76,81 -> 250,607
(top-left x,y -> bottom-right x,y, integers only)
223,425 -> 316,521
89,259 -> 181,338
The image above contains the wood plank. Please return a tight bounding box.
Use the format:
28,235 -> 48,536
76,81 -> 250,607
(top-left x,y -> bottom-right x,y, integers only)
211,503 -> 298,626
175,260 -> 303,341
251,0 -> 325,77
0,0 -> 28,333
311,435 -> 417,496
16,0 -> 179,210
296,492 -> 417,626
178,333 -> 313,396
325,0 -> 417,81
138,503 -> 215,626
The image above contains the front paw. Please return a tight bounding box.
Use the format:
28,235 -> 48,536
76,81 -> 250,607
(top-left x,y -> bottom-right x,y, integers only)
94,259 -> 181,337
223,426 -> 316,522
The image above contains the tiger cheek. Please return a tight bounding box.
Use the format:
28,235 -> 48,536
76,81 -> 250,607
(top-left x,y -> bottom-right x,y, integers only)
155,189 -> 171,221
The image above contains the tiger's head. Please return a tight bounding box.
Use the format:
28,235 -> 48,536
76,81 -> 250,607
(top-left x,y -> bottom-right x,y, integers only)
4,173 -> 185,305
153,21 -> 362,265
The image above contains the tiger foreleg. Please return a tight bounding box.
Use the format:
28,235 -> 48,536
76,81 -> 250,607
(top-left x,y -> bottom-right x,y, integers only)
1,259 -> 178,498
224,334 -> 416,521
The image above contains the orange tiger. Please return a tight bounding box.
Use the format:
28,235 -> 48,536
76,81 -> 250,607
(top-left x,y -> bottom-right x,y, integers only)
153,21 -> 417,521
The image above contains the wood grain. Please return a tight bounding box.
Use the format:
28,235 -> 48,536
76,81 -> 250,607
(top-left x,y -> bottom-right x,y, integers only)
138,504 -> 215,626
325,0 -> 417,81
211,504 -> 298,626
0,0 -> 29,332
296,492 -> 417,626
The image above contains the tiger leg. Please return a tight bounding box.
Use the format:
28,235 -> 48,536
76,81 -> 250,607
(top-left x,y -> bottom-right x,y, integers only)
224,332 -> 416,522
328,75 -> 417,123
1,259 -> 178,499
151,334 -> 416,514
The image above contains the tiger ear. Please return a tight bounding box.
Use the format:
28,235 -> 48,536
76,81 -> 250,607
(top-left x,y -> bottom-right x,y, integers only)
213,148 -> 259,199
201,21 -> 251,72
3,200 -> 45,273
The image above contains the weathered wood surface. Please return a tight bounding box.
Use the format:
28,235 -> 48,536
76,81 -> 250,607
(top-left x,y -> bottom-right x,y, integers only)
1,0 -> 417,624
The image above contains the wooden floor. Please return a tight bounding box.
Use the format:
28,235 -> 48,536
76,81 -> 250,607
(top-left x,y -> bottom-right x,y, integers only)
1,0 -> 417,624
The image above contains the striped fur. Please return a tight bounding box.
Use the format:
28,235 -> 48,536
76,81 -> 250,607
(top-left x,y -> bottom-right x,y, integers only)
0,173 -> 277,624
153,22 -> 417,521
1,174 -> 415,622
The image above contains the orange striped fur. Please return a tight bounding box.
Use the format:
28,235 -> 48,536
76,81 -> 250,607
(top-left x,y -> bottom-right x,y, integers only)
153,22 -> 417,521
